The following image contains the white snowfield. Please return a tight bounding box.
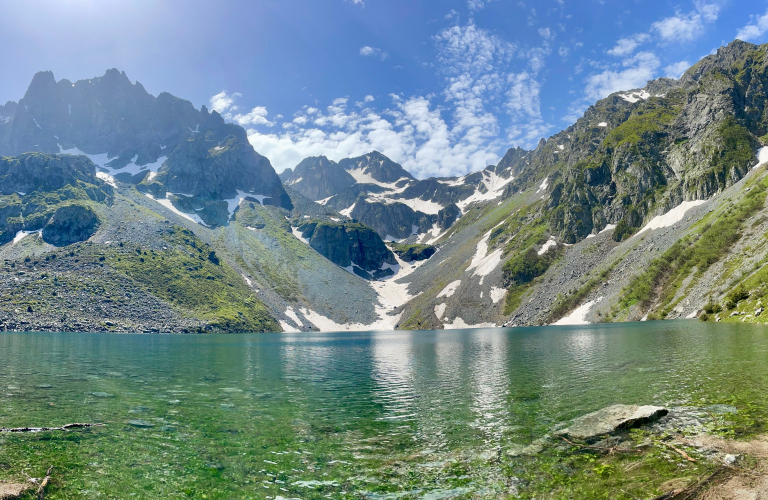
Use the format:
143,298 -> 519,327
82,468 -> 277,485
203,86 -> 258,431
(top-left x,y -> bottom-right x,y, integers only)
223,190 -> 270,218
12,229 -> 41,245
456,170 -> 513,212
293,255 -> 427,332
59,144 -> 168,179
619,90 -> 651,103
339,203 -> 356,217
537,178 -> 549,194
437,280 -> 462,298
553,297 -> 604,325
537,236 -> 557,255
490,287 -> 506,304
144,194 -> 208,226
636,200 -> 707,236
467,230 -> 503,281
371,196 -> 443,215
284,307 -> 304,327
346,166 -> 410,190
291,226 -> 310,244
434,303 -> 447,320
598,122 -> 608,127
753,147 -> 768,169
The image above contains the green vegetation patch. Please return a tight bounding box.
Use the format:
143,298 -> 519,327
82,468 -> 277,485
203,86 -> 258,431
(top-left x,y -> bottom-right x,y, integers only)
108,227 -> 277,332
603,102 -> 680,149
617,174 -> 768,317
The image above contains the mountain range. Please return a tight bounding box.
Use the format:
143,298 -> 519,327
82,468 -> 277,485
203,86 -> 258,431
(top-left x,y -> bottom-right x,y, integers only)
1,39 -> 768,333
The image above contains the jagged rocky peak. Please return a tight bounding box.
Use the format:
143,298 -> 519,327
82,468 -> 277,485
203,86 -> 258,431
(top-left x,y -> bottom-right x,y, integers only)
0,68 -> 292,219
284,155 -> 356,201
279,168 -> 294,183
683,39 -> 766,83
339,150 -> 414,184
0,101 -> 18,123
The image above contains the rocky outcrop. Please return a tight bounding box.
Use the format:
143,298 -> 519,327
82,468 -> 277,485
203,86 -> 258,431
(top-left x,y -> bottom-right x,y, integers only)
437,203 -> 461,230
42,204 -> 100,246
0,152 -> 110,197
350,199 -> 434,240
390,243 -> 436,262
297,220 -> 397,279
154,128 -> 291,210
279,168 -> 293,183
0,153 -> 113,245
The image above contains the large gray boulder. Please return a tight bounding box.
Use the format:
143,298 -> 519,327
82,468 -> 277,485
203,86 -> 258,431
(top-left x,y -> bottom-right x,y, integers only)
558,404 -> 668,442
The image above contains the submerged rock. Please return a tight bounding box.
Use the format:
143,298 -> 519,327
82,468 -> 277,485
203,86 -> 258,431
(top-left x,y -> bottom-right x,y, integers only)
127,419 -> 154,428
559,404 -> 668,441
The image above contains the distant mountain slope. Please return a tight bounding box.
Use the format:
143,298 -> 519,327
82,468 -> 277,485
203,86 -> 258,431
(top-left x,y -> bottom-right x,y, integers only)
0,69 -> 292,222
282,150 -> 516,241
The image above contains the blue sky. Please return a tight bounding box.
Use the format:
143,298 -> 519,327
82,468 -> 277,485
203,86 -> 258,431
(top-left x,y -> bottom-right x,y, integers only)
2,0 -> 768,177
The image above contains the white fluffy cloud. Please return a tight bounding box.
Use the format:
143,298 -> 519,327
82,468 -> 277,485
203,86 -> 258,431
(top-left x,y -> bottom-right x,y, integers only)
360,46 -> 388,60
736,8 -> 768,42
651,3 -> 719,43
209,91 -> 241,113
223,23 -> 551,178
607,33 -> 651,57
209,91 -> 274,126
584,51 -> 660,101
664,60 -> 691,79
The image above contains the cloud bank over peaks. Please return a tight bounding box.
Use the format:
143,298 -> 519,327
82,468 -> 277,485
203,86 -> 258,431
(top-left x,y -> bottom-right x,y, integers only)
225,22 -> 553,179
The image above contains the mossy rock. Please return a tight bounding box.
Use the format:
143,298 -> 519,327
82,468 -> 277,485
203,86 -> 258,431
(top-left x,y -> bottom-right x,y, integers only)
42,204 -> 100,246
390,243 -> 436,262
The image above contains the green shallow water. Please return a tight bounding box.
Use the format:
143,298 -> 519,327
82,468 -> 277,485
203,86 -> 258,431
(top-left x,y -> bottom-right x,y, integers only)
1,321 -> 768,499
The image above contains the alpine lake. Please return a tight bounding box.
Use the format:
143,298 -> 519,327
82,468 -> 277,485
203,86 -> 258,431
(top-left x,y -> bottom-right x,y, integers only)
1,321 -> 768,499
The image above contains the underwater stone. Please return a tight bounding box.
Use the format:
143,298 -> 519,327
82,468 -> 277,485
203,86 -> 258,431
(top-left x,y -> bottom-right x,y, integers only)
558,404 -> 668,441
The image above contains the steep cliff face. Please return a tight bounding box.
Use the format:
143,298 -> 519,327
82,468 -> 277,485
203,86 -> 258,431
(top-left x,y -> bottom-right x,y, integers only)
296,220 -> 397,280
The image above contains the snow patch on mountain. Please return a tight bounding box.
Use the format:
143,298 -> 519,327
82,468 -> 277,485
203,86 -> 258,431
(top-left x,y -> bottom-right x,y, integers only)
144,194 -> 208,226
437,280 -> 461,298
552,297 -> 603,325
456,170 -> 512,211
636,200 -> 707,236
443,317 -> 497,329
434,303 -> 447,319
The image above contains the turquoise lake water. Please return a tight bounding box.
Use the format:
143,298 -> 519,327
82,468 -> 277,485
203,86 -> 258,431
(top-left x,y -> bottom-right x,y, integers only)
1,321 -> 767,498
